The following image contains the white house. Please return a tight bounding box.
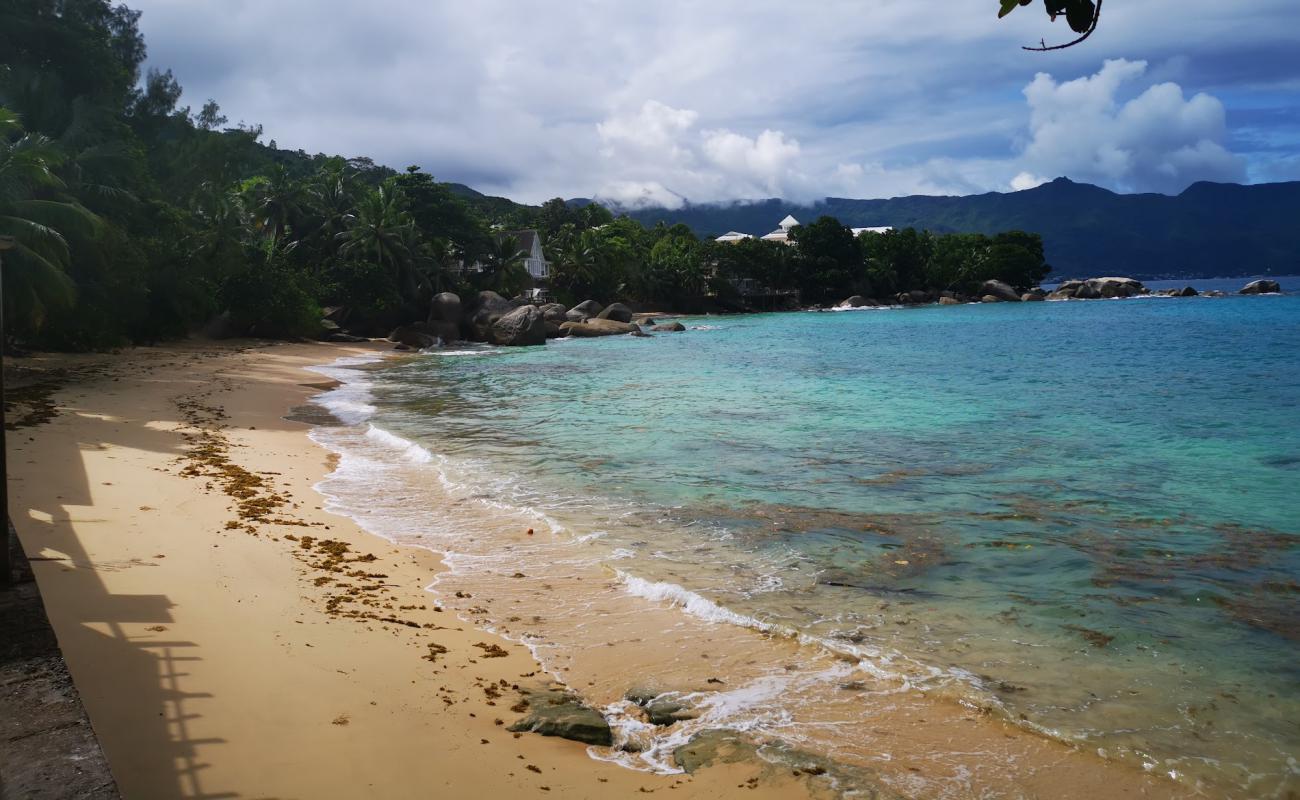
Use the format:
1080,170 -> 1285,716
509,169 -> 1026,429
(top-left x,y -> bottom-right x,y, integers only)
714,217 -> 894,247
503,229 -> 549,280
760,214 -> 801,244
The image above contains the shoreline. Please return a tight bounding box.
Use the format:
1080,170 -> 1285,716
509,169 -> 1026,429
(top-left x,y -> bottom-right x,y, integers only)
296,348 -> 1198,799
7,340 -> 819,799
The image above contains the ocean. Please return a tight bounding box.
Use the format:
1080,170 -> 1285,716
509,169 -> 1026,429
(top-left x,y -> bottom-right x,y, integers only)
306,280 -> 1299,798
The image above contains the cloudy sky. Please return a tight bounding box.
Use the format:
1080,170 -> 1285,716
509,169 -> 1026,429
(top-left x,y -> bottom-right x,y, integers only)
130,0 -> 1300,207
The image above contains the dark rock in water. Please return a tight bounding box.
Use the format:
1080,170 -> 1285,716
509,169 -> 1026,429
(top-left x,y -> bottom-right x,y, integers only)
938,296 -> 962,306
1023,287 -> 1047,300
979,280 -> 1021,302
1074,283 -> 1101,299
1088,277 -> 1145,298
980,295 -> 1002,303
467,291 -> 517,341
490,305 -> 547,346
568,300 -> 604,321
1049,280 -> 1084,299
640,317 -> 657,325
328,332 -> 369,343
652,322 -> 687,332
840,295 -> 869,308
428,320 -> 458,344
1203,290 -> 1227,297
559,319 -> 640,337
673,730 -> 758,774
907,289 -> 930,305
597,302 -> 634,322
544,321 -> 565,339
1241,279 -> 1281,294
430,292 -> 463,325
508,691 -> 613,746
539,303 -> 568,323
1172,286 -> 1199,297
388,326 -> 437,350
624,690 -> 697,726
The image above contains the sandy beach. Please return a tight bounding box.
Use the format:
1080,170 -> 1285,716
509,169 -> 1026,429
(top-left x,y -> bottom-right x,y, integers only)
6,340 -> 822,800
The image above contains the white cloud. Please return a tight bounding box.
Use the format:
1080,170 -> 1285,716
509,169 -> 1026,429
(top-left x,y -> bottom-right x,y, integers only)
124,0 -> 1292,204
1017,59 -> 1246,193
593,104 -> 811,207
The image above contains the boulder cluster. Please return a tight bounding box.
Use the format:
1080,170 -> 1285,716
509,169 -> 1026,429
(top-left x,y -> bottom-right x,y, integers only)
834,278 -> 1282,310
376,293 -> 686,349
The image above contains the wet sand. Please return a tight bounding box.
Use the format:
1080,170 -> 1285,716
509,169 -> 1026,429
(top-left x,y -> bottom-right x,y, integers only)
6,340 -> 821,799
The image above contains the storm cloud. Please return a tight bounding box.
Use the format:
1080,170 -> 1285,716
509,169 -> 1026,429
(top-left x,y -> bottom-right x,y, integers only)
128,0 -> 1300,203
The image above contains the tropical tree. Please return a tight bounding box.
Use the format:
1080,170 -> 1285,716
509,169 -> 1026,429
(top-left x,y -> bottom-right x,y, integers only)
337,181 -> 418,296
0,108 -> 99,331
481,232 -> 529,297
242,164 -> 307,246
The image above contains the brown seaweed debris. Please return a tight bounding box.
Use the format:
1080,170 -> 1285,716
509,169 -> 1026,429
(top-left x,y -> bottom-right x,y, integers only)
1063,625 -> 1114,648
474,642 -> 509,658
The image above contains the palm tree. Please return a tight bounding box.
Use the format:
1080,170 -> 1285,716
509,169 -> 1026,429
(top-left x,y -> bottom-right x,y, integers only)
337,182 -> 418,296
483,232 -> 528,297
304,158 -> 359,256
0,108 -> 98,331
243,164 -> 307,246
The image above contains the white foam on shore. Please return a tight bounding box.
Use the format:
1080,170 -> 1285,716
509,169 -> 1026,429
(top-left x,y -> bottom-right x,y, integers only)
297,350 -> 1011,790
364,424 -> 434,463
304,354 -> 384,425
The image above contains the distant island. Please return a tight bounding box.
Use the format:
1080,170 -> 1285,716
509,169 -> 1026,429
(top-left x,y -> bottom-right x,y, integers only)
591,177 -> 1300,281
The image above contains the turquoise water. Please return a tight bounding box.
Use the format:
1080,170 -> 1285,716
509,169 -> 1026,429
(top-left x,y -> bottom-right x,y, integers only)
312,287 -> 1299,797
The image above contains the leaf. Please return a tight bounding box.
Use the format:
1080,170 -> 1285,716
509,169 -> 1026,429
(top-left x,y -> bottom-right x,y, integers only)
1065,0 -> 1096,32
998,0 -> 1021,18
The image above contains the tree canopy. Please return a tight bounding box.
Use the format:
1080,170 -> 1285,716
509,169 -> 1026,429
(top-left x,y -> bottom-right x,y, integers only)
0,0 -> 1057,350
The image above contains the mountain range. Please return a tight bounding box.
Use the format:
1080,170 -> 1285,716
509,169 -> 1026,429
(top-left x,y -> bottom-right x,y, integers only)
592,178 -> 1300,280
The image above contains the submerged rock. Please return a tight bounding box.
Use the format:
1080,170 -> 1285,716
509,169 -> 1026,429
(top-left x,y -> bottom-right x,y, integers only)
652,322 -> 686,332
624,688 -> 697,726
508,690 -> 613,746
1241,279 -> 1281,294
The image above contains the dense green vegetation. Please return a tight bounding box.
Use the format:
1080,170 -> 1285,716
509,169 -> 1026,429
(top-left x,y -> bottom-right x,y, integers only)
1,0 -> 1052,350
622,177 -> 1300,281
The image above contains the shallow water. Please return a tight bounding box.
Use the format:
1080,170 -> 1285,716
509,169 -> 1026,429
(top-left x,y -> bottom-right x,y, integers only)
307,286 -> 1300,798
